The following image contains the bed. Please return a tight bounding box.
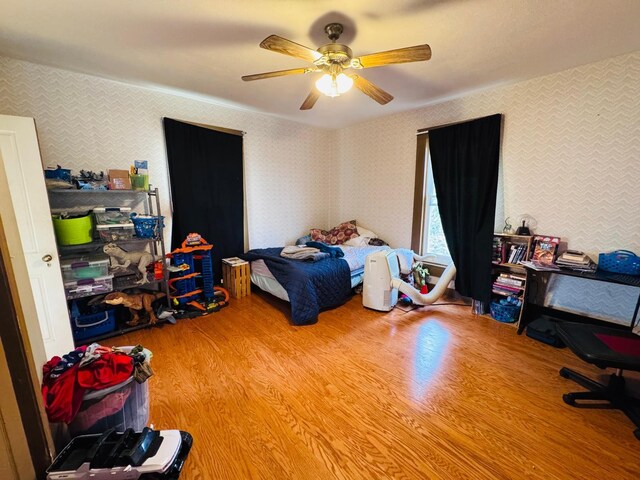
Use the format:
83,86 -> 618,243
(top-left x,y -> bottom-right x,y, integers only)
244,245 -> 389,325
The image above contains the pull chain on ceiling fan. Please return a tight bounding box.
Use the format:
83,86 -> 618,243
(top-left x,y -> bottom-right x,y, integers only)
242,23 -> 431,110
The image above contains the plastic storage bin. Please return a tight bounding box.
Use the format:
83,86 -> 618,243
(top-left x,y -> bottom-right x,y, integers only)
490,301 -> 520,323
52,214 -> 93,245
130,213 -> 164,239
60,254 -> 110,281
598,250 -> 640,275
93,207 -> 132,225
44,166 -> 72,182
64,275 -> 114,300
67,346 -> 151,437
72,309 -> 116,342
96,223 -> 135,242
68,377 -> 149,437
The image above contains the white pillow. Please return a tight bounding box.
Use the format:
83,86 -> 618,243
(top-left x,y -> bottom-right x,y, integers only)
356,226 -> 377,238
345,236 -> 369,247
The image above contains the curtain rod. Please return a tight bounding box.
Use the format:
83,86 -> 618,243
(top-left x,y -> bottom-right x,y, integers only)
416,113 -> 503,135
166,117 -> 246,136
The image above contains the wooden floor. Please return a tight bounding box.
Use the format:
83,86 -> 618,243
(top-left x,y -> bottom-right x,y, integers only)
116,291 -> 640,479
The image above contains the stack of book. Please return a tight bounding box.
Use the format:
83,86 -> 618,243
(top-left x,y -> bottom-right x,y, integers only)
492,237 -> 504,264
506,244 -> 528,264
556,250 -> 596,272
492,273 -> 526,297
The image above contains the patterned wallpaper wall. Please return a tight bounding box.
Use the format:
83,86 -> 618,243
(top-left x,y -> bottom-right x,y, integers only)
335,51 -> 640,257
0,56 -> 335,249
1,52 -> 638,258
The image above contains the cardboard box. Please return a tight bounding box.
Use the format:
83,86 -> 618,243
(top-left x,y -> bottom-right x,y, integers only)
108,169 -> 131,190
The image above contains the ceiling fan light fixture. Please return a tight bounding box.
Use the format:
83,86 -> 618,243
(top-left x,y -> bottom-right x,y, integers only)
315,73 -> 353,97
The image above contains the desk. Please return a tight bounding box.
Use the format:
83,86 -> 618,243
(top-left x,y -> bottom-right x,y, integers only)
518,268 -> 640,334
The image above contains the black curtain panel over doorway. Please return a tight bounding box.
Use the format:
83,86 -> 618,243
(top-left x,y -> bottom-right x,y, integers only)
429,114 -> 502,302
163,118 -> 244,284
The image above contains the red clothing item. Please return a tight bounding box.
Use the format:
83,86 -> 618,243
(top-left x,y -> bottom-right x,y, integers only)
42,357 -> 86,424
77,352 -> 133,390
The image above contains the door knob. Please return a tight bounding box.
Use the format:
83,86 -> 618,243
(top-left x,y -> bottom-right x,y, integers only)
42,254 -> 53,263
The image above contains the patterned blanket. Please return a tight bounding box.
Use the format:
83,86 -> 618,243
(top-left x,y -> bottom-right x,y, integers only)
243,247 -> 352,325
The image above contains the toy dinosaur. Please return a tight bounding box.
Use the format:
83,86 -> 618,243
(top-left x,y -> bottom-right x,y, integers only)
411,261 -> 430,288
103,243 -> 154,284
104,291 -> 166,326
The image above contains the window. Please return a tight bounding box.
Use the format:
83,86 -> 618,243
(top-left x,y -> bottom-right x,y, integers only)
421,143 -> 451,264
411,133 -> 451,265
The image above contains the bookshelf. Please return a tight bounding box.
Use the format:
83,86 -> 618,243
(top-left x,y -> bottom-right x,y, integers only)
490,233 -> 533,325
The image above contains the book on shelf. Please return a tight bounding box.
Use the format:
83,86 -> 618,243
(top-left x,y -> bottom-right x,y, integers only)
559,249 -> 588,262
495,275 -> 524,287
556,252 -> 597,272
492,271 -> 525,298
492,283 -> 522,293
507,244 -> 527,264
531,235 -> 561,265
222,256 -> 248,266
492,289 -> 517,297
519,260 -> 561,271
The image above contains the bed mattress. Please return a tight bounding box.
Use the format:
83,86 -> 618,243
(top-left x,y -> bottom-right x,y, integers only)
250,245 -> 388,302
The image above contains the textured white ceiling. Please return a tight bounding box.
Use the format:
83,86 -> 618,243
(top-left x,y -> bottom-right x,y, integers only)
1,0 -> 639,128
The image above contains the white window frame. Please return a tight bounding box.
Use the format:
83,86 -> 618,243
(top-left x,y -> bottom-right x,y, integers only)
420,140 -> 452,266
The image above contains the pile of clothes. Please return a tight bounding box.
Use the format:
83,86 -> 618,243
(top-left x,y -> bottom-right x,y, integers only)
280,241 -> 345,262
41,343 -> 152,425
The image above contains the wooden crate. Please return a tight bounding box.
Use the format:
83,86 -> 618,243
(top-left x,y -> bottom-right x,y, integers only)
222,262 -> 251,299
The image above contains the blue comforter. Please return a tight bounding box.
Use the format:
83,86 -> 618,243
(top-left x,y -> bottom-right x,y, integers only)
243,247 -> 352,325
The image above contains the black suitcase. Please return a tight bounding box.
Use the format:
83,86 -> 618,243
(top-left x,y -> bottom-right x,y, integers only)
526,316 -> 566,348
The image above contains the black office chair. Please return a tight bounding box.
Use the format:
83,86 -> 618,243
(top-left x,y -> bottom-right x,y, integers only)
556,321 -> 640,440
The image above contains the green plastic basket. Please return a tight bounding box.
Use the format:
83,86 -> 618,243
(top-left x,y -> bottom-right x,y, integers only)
52,214 -> 93,245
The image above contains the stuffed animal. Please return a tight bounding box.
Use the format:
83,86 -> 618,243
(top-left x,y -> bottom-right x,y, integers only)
104,291 -> 166,325
412,262 -> 430,288
103,243 -> 155,284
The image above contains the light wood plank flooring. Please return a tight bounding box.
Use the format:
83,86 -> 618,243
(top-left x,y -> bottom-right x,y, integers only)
115,291 -> 640,479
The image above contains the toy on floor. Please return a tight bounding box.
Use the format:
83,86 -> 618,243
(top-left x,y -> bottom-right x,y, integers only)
104,291 -> 166,325
103,243 -> 154,285
412,261 -> 430,289
167,233 -> 229,317
46,427 -> 193,480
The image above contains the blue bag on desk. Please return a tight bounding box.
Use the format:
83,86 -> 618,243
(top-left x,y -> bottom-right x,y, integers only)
598,250 -> 640,276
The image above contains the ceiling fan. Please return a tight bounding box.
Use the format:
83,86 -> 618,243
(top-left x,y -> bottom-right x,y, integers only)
242,23 -> 431,110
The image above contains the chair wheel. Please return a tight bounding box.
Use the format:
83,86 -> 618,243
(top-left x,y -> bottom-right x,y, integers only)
634,429 -> 640,441
559,367 -> 571,379
563,393 -> 575,406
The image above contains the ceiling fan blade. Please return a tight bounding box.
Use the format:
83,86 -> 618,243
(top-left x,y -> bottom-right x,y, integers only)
355,44 -> 431,69
242,67 -> 316,81
349,75 -> 394,105
300,89 -> 321,110
260,35 -> 323,63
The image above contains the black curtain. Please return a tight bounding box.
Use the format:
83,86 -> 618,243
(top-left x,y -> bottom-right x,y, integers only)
429,114 -> 502,302
163,118 -> 244,284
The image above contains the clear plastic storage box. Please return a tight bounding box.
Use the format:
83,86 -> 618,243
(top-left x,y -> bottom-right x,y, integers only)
93,206 -> 132,225
68,377 -> 149,437
60,254 -> 110,282
64,275 -> 114,300
96,224 -> 135,242
67,346 -> 151,437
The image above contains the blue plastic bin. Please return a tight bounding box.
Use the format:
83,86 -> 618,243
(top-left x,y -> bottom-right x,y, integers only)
598,250 -> 640,275
490,301 -> 520,323
72,308 -> 116,342
130,213 -> 164,238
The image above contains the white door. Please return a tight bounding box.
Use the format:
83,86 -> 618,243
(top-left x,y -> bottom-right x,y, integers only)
0,115 -> 74,360
0,338 -> 36,480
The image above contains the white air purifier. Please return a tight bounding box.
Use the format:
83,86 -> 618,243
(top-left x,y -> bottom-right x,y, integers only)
363,249 -> 400,311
